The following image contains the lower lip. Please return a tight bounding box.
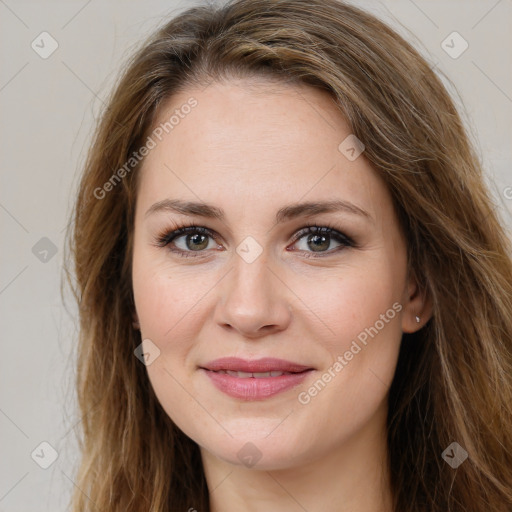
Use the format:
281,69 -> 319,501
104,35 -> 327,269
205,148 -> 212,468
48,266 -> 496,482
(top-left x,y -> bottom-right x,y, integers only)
201,369 -> 313,400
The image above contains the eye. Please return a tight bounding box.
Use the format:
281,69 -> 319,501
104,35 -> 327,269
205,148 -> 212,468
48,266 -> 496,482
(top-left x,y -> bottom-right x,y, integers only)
153,222 -> 354,258
288,225 -> 354,257
154,225 -> 221,257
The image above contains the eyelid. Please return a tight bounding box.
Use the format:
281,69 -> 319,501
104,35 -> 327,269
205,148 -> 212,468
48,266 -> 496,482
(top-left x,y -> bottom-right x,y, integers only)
290,225 -> 354,245
154,224 -> 218,247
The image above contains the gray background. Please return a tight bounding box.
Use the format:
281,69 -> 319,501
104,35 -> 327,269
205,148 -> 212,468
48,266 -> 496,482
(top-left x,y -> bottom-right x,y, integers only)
1,0 -> 511,510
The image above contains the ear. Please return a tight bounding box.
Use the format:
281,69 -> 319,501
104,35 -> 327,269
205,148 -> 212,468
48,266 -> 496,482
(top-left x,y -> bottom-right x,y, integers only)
132,311 -> 140,330
401,272 -> 433,333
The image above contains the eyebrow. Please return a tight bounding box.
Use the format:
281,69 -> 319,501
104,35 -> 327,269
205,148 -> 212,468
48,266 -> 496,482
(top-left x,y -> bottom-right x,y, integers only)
144,198 -> 372,223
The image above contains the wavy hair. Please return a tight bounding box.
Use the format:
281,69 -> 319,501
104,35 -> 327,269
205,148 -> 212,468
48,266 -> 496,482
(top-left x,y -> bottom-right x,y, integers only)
64,0 -> 512,510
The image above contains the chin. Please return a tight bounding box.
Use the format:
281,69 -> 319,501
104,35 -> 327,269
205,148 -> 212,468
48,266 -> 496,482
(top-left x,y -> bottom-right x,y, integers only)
196,422 -> 314,471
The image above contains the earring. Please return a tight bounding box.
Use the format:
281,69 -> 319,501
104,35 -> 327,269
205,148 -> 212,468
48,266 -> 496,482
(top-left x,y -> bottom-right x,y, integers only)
415,315 -> 421,323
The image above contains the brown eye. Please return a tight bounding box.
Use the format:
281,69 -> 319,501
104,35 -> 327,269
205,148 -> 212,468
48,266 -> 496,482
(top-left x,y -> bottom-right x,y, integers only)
185,233 -> 210,251
155,226 -> 219,257
290,226 -> 354,256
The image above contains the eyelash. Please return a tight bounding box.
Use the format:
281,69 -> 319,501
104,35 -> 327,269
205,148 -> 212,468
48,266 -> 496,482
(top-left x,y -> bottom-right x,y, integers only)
153,220 -> 355,259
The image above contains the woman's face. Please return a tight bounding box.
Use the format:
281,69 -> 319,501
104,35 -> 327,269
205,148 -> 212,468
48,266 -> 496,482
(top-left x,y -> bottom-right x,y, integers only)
132,78 -> 420,470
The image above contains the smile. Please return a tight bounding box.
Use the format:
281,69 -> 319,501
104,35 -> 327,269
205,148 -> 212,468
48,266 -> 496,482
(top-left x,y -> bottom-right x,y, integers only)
200,357 -> 314,400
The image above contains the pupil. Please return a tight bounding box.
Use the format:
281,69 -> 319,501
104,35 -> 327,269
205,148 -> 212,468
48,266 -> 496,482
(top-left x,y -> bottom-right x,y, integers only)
187,233 -> 208,251
308,234 -> 329,252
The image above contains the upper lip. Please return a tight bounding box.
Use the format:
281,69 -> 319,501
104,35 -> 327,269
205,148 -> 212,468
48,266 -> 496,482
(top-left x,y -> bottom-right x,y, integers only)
201,357 -> 314,373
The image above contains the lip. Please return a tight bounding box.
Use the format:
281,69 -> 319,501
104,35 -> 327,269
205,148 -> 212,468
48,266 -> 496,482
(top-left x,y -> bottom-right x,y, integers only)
201,357 -> 313,373
199,357 -> 314,400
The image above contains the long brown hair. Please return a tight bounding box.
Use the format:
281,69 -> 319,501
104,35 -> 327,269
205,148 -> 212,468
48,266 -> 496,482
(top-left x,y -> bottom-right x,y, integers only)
64,1 -> 512,510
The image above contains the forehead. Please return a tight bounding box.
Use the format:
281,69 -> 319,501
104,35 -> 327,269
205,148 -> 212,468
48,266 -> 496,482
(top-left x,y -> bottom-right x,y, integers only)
136,78 -> 388,220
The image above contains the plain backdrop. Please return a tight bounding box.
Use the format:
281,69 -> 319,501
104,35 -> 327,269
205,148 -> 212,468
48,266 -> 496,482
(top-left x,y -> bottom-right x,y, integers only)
1,1 -> 511,510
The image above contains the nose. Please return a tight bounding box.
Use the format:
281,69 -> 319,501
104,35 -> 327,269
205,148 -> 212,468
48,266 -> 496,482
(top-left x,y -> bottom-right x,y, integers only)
213,252 -> 293,339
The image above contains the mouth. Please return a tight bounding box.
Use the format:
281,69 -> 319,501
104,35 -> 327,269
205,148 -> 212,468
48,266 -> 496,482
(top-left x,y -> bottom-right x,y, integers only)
208,369 -> 301,378
200,356 -> 314,374
199,357 -> 315,400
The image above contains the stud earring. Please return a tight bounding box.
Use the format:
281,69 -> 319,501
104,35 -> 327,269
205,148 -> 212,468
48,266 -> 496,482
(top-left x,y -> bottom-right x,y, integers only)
415,315 -> 421,323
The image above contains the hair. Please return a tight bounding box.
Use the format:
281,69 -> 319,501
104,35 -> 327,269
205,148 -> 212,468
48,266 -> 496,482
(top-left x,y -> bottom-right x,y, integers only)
64,0 -> 512,510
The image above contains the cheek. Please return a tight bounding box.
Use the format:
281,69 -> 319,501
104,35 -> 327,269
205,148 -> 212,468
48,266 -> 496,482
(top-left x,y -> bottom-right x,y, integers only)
291,258 -> 404,408
132,254 -> 214,343
294,260 -> 402,353
132,260 -> 209,433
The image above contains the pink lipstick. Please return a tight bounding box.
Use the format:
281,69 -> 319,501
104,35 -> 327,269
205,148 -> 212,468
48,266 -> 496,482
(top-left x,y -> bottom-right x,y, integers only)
200,357 -> 314,400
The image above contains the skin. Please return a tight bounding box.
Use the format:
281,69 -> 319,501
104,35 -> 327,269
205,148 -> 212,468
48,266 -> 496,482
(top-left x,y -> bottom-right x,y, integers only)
131,77 -> 431,512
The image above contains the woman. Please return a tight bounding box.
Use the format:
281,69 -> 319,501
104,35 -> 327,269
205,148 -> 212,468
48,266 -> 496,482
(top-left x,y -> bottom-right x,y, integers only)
65,0 -> 512,510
